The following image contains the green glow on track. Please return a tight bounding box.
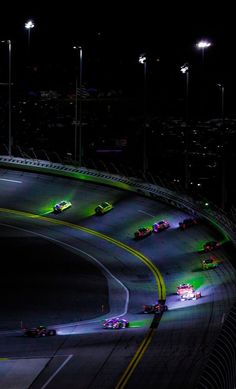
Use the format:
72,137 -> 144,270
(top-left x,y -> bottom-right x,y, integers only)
129,319 -> 152,328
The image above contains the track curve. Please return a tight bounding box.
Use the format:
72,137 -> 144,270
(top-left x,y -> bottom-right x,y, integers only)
0,168 -> 235,389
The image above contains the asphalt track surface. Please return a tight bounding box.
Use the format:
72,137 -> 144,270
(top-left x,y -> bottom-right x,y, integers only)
0,169 -> 236,389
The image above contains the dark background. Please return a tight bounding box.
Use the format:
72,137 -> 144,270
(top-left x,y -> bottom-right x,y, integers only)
0,3 -> 235,212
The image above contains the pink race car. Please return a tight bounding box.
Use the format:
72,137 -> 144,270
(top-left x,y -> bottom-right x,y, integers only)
176,283 -> 194,295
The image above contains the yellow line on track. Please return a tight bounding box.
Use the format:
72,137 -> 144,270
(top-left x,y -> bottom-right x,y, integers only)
0,207 -> 166,387
115,328 -> 155,389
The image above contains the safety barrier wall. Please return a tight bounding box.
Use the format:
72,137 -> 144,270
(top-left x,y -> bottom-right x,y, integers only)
0,155 -> 236,245
0,155 -> 236,388
196,303 -> 236,389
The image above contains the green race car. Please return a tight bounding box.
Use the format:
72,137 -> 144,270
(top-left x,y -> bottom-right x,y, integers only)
202,256 -> 220,270
53,200 -> 72,213
95,202 -> 113,215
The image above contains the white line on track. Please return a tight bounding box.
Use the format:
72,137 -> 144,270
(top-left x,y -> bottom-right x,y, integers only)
138,210 -> 155,217
40,354 -> 73,389
0,222 -> 129,319
0,178 -> 22,183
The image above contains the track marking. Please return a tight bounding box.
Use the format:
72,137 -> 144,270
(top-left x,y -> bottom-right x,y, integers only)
40,354 -> 73,389
115,329 -> 155,389
0,222 -> 129,319
0,208 -> 166,301
0,208 -> 167,388
0,178 -> 22,183
138,210 -> 155,217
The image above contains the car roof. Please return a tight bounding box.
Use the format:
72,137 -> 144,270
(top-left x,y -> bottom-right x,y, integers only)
203,258 -> 213,263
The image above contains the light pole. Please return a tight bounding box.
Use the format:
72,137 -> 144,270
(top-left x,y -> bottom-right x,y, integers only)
25,20 -> 34,49
139,53 -> 147,176
217,83 -> 226,210
1,40 -> 12,156
196,40 -> 211,65
73,46 -> 82,165
180,63 -> 190,190
217,83 -> 225,126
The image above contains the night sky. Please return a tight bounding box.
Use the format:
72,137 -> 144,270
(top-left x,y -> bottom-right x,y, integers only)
0,4 -> 234,117
0,3 -> 236,211
0,4 -> 235,85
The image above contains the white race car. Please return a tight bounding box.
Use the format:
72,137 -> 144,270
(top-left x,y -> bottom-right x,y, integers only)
180,291 -> 201,301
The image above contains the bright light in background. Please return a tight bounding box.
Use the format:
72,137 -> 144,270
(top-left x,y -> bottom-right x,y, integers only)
180,63 -> 189,74
139,54 -> 146,64
25,20 -> 34,29
196,40 -> 211,48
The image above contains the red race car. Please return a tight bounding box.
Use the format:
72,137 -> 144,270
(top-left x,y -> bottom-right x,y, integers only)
23,325 -> 57,337
203,241 -> 221,252
176,283 -> 194,295
179,218 -> 197,230
153,220 -> 170,233
134,227 -> 152,239
143,303 -> 168,314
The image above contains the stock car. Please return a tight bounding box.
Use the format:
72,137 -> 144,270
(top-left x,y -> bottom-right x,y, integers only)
103,317 -> 129,329
95,202 -> 113,215
202,255 -> 220,270
143,302 -> 168,314
134,227 -> 152,239
180,291 -> 201,301
53,200 -> 72,213
153,220 -> 170,233
203,240 -> 221,252
177,283 -> 194,295
23,325 -> 57,337
179,217 -> 197,230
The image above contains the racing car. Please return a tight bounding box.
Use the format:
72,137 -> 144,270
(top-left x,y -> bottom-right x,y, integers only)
95,201 -> 113,215
179,217 -> 197,230
134,227 -> 152,239
53,200 -> 72,213
180,290 -> 201,301
202,255 -> 220,270
23,325 -> 57,337
143,302 -> 168,314
152,220 -> 170,233
103,317 -> 129,329
203,240 -> 221,252
176,283 -> 194,295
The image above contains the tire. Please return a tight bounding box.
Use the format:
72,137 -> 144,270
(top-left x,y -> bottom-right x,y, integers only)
48,330 -> 56,336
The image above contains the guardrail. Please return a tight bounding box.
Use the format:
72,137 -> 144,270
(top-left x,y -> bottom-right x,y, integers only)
1,155 -> 236,246
196,302 -> 236,389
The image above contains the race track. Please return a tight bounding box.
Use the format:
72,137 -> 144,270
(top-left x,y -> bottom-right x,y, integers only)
0,169 -> 235,389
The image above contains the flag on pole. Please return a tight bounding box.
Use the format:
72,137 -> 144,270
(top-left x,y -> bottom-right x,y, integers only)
77,85 -> 90,98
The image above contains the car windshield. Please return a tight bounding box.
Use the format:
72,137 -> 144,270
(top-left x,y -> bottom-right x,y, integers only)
101,202 -> 108,207
60,201 -> 67,206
